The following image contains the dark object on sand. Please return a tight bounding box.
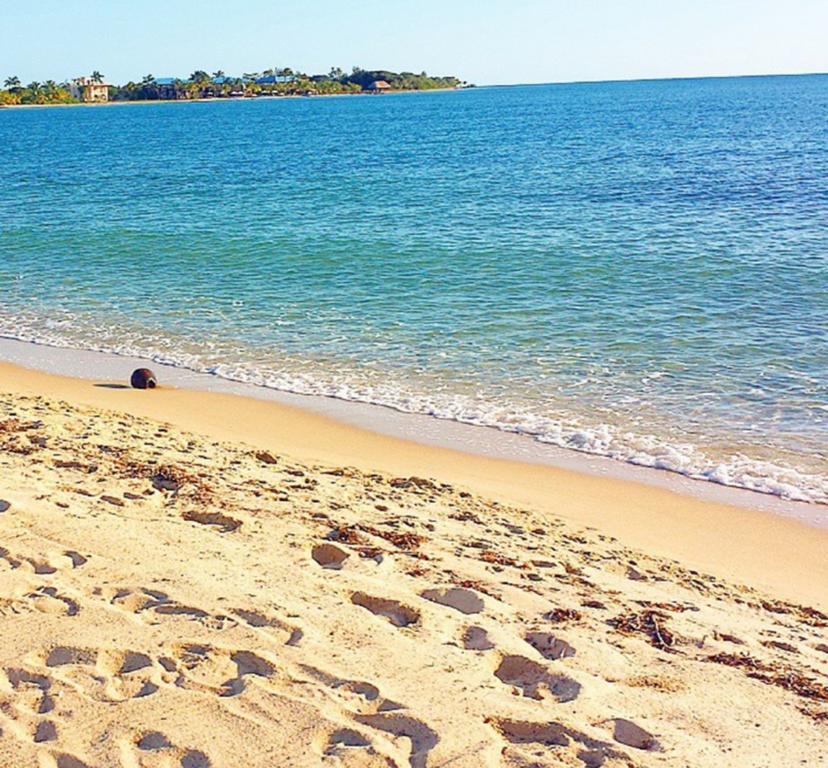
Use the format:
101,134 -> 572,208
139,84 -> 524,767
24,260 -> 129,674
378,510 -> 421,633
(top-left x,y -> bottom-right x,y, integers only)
130,368 -> 158,390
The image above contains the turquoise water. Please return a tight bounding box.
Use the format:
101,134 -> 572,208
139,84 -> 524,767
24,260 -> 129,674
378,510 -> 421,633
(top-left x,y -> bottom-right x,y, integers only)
1,76 -> 827,502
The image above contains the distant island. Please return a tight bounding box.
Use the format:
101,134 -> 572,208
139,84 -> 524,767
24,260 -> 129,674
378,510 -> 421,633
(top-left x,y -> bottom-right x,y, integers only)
0,67 -> 470,106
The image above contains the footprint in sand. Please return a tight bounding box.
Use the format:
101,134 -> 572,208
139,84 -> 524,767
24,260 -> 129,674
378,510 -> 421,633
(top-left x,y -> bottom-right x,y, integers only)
420,587 -> 484,615
128,730 -> 213,768
106,587 -> 234,630
490,718 -> 569,746
48,754 -> 94,768
137,731 -> 174,750
114,651 -> 153,674
20,550 -> 87,575
233,607 -> 280,628
312,543 -> 350,570
524,631 -> 576,660
107,587 -> 166,613
97,650 -> 158,700
28,586 -> 79,616
34,719 -> 58,743
488,718 -> 629,768
493,655 -> 581,702
222,650 -> 278,696
34,646 -> 159,703
328,728 -> 372,748
355,713 -> 438,768
351,592 -> 420,628
181,751 -> 212,768
462,626 -> 495,651
319,727 -> 394,767
0,546 -> 22,570
3,667 -> 54,715
232,608 -> 300,644
45,646 -> 97,667
299,663 -> 403,715
608,718 -> 661,751
23,557 -> 58,575
167,644 -> 280,698
63,551 -> 87,568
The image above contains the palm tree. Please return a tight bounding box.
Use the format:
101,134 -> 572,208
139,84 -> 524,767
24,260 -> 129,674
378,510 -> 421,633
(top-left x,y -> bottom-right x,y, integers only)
139,74 -> 156,99
91,70 -> 104,83
185,79 -> 202,99
4,75 -> 21,90
211,70 -> 227,95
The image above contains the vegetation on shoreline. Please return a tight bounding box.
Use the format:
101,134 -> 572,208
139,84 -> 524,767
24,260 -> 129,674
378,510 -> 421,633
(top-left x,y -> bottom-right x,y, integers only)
1,76 -> 75,105
1,67 -> 467,106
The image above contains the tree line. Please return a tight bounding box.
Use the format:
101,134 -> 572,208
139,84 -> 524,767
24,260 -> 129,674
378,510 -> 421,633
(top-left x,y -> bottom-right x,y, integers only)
1,67 -> 466,105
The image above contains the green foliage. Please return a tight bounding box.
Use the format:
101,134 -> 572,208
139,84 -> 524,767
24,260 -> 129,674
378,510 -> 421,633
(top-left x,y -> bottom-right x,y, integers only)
0,77 -> 76,105
343,69 -> 460,90
2,65 -> 466,107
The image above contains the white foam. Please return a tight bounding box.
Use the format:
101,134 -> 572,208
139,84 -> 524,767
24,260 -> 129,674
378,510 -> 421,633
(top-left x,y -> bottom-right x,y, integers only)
1,320 -> 826,507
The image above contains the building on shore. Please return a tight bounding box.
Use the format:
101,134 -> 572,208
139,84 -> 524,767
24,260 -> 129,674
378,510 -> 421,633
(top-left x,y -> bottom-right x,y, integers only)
153,78 -> 180,100
153,76 -> 247,100
365,80 -> 392,93
255,74 -> 292,86
68,77 -> 110,103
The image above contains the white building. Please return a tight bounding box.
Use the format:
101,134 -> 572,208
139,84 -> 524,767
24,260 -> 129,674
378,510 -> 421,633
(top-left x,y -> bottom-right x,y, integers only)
68,77 -> 110,103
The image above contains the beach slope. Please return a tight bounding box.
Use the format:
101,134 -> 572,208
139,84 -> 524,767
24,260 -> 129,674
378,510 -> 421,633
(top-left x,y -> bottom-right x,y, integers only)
0,386 -> 827,766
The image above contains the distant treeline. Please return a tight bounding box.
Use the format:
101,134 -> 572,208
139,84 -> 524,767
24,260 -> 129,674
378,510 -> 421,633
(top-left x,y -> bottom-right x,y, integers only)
1,76 -> 75,105
1,67 -> 469,105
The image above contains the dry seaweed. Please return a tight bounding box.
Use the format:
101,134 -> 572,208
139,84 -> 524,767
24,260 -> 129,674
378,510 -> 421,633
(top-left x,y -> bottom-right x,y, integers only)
389,476 -> 439,492
707,653 -> 828,703
357,524 -> 425,551
544,608 -> 583,624
479,549 -> 520,567
608,610 -> 676,651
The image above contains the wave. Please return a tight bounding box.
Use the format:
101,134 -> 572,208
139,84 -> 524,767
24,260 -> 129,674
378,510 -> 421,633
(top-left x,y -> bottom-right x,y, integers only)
2,322 -> 826,506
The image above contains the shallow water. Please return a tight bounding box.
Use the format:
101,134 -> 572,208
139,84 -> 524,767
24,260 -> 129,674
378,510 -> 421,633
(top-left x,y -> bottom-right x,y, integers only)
1,76 -> 827,502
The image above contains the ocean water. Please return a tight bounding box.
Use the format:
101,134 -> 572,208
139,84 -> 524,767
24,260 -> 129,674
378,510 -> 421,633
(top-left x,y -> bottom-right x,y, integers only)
1,76 -> 827,503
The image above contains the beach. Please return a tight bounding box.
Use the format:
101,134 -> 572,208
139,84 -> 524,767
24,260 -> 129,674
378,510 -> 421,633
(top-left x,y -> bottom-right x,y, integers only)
2,73 -> 828,767
1,359 -> 826,767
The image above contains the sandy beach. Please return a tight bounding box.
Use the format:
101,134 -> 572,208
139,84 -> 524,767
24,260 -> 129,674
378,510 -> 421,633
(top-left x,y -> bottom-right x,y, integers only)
1,361 -> 826,767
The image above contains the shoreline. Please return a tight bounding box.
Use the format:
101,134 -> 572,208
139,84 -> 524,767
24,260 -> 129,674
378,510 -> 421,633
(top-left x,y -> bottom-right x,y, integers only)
0,87 -> 463,110
2,345 -> 827,611
0,335 -> 823,525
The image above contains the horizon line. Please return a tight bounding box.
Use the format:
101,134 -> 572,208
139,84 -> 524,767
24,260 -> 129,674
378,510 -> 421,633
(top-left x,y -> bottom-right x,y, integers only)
481,70 -> 828,89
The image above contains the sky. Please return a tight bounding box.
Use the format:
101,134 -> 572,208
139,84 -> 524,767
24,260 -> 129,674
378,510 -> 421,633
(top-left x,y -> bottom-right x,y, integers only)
1,0 -> 826,86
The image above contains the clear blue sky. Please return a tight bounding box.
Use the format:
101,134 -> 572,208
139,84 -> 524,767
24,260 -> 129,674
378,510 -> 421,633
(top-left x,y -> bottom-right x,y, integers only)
2,0 -> 826,86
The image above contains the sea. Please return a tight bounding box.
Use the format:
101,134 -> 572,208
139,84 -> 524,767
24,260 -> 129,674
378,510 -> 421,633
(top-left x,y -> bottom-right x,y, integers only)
1,75 -> 827,505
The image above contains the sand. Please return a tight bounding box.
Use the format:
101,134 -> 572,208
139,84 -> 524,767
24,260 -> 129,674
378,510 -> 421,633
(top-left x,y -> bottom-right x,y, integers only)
0,362 -> 826,767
